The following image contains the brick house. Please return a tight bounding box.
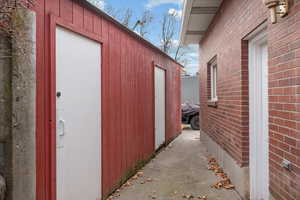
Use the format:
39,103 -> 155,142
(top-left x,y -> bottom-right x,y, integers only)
180,0 -> 300,199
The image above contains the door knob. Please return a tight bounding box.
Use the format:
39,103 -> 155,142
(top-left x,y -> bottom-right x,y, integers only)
56,91 -> 62,98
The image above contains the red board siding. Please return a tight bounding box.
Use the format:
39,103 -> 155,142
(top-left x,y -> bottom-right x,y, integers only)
35,0 -> 181,199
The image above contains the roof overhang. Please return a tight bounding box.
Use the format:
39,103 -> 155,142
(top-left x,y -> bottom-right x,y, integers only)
180,0 -> 222,45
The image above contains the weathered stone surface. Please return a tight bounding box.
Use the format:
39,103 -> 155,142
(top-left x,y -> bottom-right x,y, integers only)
0,35 -> 12,142
10,8 -> 36,200
0,22 -> 12,200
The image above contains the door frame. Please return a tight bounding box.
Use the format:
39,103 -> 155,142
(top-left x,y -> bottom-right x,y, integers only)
49,14 -> 104,200
248,26 -> 269,199
152,62 -> 167,150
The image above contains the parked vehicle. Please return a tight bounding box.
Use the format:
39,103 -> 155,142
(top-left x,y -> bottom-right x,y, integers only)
181,103 -> 200,130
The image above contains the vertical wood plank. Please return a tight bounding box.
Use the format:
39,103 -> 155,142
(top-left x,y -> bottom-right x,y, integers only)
101,20 -> 110,195
73,2 -> 84,28
83,8 -> 94,32
93,15 -> 102,36
108,24 -> 115,186
45,0 -> 60,16
36,0 -> 46,199
44,1 -> 60,200
60,0 -> 73,22
120,31 -> 126,176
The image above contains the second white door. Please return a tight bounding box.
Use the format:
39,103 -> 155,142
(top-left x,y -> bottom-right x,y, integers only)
155,67 -> 166,149
249,29 -> 269,200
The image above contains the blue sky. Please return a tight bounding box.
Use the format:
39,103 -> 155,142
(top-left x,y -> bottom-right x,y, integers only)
89,0 -> 199,75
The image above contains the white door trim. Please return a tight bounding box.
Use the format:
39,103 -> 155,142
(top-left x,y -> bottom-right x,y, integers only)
249,28 -> 269,200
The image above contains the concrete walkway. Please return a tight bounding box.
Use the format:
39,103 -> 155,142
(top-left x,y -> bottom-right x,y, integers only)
111,129 -> 241,200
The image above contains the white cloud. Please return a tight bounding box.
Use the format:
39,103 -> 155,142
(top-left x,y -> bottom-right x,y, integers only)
186,52 -> 198,58
185,62 -> 199,75
159,39 -> 179,50
168,8 -> 182,19
171,39 -> 179,47
146,0 -> 183,8
87,0 -> 105,10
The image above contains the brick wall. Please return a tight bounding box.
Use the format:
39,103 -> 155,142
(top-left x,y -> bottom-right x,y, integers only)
199,0 -> 300,199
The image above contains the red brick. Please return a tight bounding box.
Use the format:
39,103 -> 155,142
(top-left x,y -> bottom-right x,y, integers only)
291,148 -> 300,157
285,136 -> 297,147
199,0 -> 300,198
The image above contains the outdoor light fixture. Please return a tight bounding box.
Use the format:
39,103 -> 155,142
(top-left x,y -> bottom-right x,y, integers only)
264,0 -> 289,24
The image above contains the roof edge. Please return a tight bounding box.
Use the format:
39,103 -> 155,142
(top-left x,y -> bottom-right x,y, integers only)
76,0 -> 184,68
179,0 -> 223,45
179,0 -> 193,46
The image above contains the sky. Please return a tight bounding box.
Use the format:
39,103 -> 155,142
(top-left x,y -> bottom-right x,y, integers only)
88,0 -> 199,75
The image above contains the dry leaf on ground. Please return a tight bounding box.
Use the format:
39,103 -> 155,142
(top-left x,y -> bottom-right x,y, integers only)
207,156 -> 235,190
146,178 -> 153,182
182,194 -> 194,199
137,171 -> 144,177
198,195 -> 208,200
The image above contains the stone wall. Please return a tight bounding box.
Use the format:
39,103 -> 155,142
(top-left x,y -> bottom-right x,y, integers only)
0,8 -> 36,200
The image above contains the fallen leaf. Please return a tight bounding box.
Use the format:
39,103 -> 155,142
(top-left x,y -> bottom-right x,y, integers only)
208,158 -> 216,163
221,178 -> 231,185
123,181 -> 131,187
146,178 -> 153,182
183,194 -> 194,199
137,171 -> 144,177
132,175 -> 138,180
224,184 -> 235,189
213,182 -> 223,189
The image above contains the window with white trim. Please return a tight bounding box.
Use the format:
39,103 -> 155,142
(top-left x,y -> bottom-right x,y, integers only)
210,61 -> 218,102
207,57 -> 218,104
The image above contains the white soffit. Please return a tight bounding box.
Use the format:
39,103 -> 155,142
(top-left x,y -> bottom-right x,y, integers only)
180,0 -> 222,45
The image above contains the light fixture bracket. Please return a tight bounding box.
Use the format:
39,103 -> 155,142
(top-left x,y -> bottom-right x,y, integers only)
264,0 -> 289,24
278,0 -> 289,17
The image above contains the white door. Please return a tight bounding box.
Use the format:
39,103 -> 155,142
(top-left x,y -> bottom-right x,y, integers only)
56,27 -> 101,200
249,30 -> 269,200
155,67 -> 166,149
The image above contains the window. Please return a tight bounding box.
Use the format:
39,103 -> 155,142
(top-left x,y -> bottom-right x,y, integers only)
210,61 -> 218,102
207,57 -> 218,106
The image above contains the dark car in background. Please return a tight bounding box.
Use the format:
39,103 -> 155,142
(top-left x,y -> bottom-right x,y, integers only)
181,103 -> 200,130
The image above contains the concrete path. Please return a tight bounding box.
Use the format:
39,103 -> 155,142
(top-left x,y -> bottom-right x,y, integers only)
111,129 -> 241,200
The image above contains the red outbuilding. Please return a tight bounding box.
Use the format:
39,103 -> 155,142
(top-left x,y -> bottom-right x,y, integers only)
33,0 -> 182,199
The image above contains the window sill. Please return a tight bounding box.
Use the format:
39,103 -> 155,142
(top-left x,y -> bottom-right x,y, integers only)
207,101 -> 218,108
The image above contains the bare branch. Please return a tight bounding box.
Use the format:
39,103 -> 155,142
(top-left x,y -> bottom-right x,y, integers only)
138,10 -> 153,37
160,13 -> 177,54
104,4 -> 120,18
121,8 -> 133,28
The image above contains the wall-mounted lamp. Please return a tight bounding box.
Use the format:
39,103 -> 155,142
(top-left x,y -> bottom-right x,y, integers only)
264,0 -> 289,24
